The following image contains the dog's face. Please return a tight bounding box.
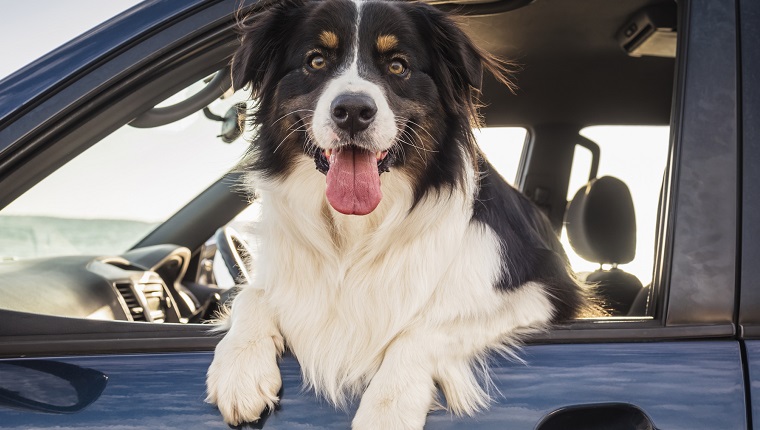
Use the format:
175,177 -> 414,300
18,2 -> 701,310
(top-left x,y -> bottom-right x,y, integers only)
233,0 -> 510,215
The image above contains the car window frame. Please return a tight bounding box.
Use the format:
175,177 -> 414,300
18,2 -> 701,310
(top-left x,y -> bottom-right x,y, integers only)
0,0 -> 742,358
738,0 -> 760,338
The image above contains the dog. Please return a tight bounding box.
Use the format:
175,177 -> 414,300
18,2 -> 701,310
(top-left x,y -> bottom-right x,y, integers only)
206,0 -> 586,428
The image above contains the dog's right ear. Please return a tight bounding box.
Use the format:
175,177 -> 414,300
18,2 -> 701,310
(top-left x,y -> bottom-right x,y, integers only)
231,0 -> 307,95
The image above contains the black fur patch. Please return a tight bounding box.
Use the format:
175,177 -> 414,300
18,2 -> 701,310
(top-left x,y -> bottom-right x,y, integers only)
472,157 -> 585,321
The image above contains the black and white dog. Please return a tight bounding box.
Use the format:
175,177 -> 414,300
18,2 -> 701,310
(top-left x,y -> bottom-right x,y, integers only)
206,0 -> 586,428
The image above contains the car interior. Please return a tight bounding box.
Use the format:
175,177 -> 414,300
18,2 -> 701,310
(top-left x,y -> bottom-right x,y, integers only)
0,0 -> 678,326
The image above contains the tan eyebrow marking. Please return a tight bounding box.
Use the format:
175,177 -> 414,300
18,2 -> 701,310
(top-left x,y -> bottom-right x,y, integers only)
376,34 -> 399,53
319,31 -> 339,49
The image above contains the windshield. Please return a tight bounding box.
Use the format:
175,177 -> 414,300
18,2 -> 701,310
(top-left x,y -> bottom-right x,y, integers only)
0,80 -> 251,260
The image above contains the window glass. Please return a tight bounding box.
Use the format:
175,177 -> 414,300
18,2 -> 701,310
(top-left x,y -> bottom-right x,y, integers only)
0,81 -> 251,260
566,145 -> 593,199
560,126 -> 670,285
474,127 -> 528,184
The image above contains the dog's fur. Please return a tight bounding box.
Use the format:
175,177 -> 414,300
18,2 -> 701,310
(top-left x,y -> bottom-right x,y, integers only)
206,1 -> 586,428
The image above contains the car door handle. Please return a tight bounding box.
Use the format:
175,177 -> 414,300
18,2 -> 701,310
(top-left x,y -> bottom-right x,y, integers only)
536,402 -> 658,430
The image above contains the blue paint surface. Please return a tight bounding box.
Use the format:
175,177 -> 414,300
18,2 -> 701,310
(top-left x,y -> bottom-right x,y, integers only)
744,341 -> 760,430
0,341 -> 745,429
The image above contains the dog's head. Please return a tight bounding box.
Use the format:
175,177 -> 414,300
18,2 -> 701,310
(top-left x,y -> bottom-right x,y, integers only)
233,0 -> 512,215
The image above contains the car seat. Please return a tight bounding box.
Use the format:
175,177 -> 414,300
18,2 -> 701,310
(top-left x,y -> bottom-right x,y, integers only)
565,176 -> 643,315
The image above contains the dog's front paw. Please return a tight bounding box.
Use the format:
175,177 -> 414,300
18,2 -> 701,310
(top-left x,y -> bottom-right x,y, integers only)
206,334 -> 283,425
352,376 -> 434,430
352,401 -> 428,430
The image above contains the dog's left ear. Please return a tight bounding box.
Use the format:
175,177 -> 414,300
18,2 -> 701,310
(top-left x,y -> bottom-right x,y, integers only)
410,5 -> 515,118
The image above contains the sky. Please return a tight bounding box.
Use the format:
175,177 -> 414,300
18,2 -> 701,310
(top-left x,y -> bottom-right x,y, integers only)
0,1 -> 143,80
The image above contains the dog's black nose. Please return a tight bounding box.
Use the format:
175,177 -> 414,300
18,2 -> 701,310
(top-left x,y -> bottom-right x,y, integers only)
330,93 -> 377,137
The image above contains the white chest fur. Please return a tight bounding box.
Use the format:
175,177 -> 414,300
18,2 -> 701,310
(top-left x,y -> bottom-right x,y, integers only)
240,156 -> 554,410
208,156 -> 558,429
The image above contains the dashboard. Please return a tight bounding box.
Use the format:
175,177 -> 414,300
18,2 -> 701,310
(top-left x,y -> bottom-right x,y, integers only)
0,245 -> 222,323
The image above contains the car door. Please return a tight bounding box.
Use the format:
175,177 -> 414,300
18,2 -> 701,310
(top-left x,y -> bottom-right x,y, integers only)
0,0 -> 748,429
453,0 -> 746,427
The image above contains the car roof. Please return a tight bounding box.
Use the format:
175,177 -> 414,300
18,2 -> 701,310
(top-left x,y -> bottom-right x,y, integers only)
0,0 -> 674,131
461,0 -> 676,127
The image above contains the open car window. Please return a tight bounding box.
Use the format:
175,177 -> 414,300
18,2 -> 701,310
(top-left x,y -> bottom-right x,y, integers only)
2,0 -> 725,342
0,80 -> 251,260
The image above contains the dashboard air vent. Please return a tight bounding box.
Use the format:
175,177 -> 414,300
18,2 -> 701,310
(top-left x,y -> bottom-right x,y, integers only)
115,282 -> 146,321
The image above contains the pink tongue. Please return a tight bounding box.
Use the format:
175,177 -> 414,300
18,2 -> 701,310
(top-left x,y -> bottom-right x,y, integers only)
325,147 -> 382,215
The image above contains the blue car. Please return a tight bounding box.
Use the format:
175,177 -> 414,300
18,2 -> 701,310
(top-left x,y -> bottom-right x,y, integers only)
0,0 -> 757,428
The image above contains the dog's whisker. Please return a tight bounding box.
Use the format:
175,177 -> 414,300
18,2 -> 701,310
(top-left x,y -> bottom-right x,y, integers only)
303,135 -> 318,155
274,120 -> 309,154
271,109 -> 315,126
396,127 -> 434,162
392,136 -> 407,160
397,120 -> 439,155
403,129 -> 430,161
395,117 -> 429,140
405,118 -> 442,147
397,131 -> 423,160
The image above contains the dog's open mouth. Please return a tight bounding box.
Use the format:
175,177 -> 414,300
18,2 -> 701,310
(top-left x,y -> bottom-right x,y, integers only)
314,145 -> 390,215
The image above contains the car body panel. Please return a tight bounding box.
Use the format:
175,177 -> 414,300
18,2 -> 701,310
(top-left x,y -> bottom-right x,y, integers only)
0,342 -> 745,429
744,341 -> 760,429
661,0 -> 739,326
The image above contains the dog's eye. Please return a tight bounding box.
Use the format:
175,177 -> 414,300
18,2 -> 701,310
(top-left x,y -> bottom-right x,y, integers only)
308,54 -> 326,70
388,60 -> 408,76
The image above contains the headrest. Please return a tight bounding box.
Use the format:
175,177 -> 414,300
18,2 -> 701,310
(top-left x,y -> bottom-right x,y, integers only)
565,176 -> 636,264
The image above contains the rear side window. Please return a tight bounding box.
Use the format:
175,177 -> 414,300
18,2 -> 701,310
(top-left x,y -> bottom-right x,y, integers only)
562,126 -> 670,301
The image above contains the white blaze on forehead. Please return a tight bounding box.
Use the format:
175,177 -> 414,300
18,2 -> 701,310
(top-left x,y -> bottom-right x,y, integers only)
311,0 -> 397,152
351,0 -> 362,74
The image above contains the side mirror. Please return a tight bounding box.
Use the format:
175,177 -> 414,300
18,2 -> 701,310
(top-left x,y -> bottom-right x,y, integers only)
204,102 -> 247,143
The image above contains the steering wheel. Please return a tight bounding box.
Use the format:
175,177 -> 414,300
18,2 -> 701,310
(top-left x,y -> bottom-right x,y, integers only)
213,226 -> 253,285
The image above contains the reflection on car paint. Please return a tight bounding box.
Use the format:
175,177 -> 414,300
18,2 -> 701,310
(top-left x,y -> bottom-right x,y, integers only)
0,360 -> 107,414
0,341 -> 744,429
